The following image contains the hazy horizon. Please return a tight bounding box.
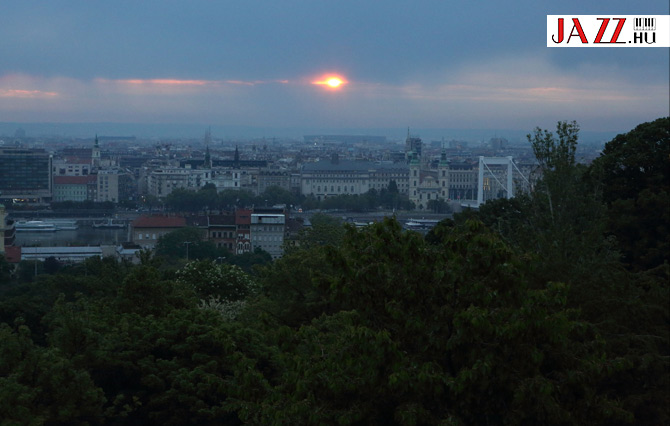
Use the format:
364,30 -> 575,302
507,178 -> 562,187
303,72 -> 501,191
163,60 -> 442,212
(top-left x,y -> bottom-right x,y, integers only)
2,1 -> 668,136
0,120 -> 630,145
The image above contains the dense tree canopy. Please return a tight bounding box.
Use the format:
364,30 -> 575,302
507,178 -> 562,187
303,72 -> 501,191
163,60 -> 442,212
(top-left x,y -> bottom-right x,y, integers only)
0,118 -> 667,425
164,185 -> 297,213
589,117 -> 669,270
154,226 -> 228,262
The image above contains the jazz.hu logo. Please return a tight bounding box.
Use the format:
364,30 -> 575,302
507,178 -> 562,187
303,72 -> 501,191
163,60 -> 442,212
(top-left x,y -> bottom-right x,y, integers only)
547,15 -> 670,47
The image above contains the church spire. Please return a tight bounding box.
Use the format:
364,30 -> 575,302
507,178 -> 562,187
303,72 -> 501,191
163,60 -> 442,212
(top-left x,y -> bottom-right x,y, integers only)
205,145 -> 211,168
92,134 -> 101,168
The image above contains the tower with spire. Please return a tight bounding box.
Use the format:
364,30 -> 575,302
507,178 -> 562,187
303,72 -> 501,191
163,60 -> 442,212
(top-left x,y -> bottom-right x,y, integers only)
405,128 -> 422,162
438,142 -> 450,199
92,134 -> 101,168
409,151 -> 421,206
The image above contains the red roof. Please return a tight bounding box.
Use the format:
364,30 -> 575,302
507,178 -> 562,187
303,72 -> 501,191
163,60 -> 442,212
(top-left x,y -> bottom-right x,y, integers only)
54,175 -> 97,185
132,216 -> 186,228
235,208 -> 252,225
3,246 -> 21,263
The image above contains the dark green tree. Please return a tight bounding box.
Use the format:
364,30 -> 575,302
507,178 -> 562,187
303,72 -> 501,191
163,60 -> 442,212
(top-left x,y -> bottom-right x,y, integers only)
0,255 -> 11,286
164,188 -> 202,212
291,212 -> 345,250
41,266 -> 265,425
589,117 -> 669,270
0,321 -> 106,424
175,260 -> 258,301
43,256 -> 61,274
524,121 -> 615,282
228,247 -> 273,273
237,219 -> 631,425
259,185 -> 297,207
154,227 -> 228,262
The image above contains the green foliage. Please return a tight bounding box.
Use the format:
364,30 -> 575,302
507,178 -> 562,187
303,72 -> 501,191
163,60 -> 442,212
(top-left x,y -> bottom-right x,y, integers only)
31,263 -> 267,424
16,259 -> 41,283
241,218 -> 633,424
0,321 -> 106,424
0,118 -> 666,425
164,184 -> 298,213
155,226 -> 228,262
260,185 -> 298,206
227,247 -> 273,273
442,119 -> 670,424
0,256 -> 128,344
528,120 -> 579,172
176,260 -> 258,301
164,186 -> 221,212
291,212 -> 345,250
427,198 -> 450,213
519,121 -> 615,283
0,254 -> 12,286
590,117 -> 670,270
43,256 -> 61,274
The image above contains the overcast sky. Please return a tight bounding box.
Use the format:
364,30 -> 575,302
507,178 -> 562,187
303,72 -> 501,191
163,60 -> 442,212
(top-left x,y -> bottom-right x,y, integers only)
0,1 -> 668,136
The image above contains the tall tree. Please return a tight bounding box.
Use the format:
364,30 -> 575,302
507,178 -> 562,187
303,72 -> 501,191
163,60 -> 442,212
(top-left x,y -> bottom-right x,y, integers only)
590,117 -> 669,270
524,121 -> 614,282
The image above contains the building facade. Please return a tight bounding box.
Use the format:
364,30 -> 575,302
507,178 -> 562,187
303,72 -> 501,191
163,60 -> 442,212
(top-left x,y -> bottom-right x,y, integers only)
257,170 -> 291,194
250,211 -> 285,259
53,175 -> 97,202
148,168 -> 212,198
408,151 -> 450,209
207,214 -> 237,251
235,209 -> 252,254
131,216 -> 187,248
0,148 -> 52,204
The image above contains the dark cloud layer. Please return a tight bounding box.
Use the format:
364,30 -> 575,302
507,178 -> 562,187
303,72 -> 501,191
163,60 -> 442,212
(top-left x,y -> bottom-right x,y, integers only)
1,0 -> 668,134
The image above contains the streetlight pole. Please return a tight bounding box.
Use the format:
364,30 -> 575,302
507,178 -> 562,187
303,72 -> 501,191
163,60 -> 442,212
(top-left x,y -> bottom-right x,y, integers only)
183,241 -> 192,261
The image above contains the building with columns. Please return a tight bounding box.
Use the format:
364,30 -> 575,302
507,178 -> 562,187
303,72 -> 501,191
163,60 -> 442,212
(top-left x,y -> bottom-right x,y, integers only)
408,149 -> 450,209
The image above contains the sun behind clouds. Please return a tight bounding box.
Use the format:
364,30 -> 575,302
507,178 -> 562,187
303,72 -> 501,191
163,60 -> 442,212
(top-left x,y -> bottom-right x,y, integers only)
312,74 -> 348,90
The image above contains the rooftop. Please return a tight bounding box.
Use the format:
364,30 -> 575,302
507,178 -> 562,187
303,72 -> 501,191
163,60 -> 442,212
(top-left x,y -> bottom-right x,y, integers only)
302,160 -> 408,172
131,215 -> 187,228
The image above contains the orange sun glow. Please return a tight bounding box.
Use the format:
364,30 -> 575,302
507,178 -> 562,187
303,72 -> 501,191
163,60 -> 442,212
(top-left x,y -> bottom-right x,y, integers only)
312,75 -> 347,89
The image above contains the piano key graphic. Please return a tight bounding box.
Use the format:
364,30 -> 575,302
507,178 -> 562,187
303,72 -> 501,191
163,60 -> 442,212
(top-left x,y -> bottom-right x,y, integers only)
634,17 -> 656,31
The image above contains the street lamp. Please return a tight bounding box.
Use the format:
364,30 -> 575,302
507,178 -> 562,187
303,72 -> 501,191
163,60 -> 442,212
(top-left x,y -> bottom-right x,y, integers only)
183,241 -> 192,261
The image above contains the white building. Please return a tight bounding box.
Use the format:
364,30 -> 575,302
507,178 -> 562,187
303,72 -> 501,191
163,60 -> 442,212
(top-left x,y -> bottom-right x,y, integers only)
21,246 -> 103,263
97,169 -> 120,203
301,157 -> 408,200
148,168 -> 212,198
250,212 -> 285,259
52,158 -> 92,177
211,169 -> 242,191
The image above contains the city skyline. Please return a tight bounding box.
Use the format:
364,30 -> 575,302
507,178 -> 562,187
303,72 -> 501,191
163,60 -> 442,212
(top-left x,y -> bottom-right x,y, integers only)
1,1 -> 668,136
